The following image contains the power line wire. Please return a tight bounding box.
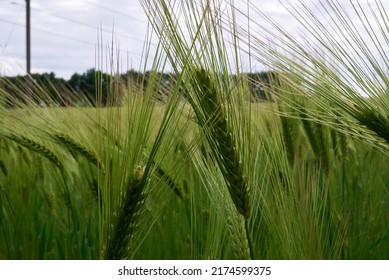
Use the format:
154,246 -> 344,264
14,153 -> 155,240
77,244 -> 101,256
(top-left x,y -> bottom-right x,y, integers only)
83,0 -> 145,23
0,0 -> 23,4
0,47 -> 26,76
0,1 -> 156,74
1,3 -> 23,53
0,18 -> 146,58
4,0 -> 152,45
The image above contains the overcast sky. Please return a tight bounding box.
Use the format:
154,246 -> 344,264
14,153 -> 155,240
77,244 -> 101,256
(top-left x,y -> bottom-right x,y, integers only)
1,0 -> 154,78
0,0 -> 301,79
0,0 -> 387,79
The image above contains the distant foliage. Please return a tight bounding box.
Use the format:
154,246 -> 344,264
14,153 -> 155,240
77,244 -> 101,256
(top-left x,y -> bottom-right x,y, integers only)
1,69 -> 274,107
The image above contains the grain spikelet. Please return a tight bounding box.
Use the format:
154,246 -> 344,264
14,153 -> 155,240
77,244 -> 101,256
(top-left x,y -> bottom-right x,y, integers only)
105,165 -> 147,259
194,69 -> 251,219
299,109 -> 329,172
2,132 -> 63,171
353,106 -> 389,144
228,216 -> 251,259
152,161 -> 185,200
279,112 -> 299,166
53,133 -> 104,172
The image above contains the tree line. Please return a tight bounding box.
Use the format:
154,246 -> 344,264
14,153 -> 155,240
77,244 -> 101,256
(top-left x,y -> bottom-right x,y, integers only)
0,68 -> 274,107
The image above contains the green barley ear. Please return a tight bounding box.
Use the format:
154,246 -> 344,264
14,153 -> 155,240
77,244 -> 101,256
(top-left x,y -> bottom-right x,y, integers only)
227,210 -> 252,260
278,104 -> 299,167
2,132 -> 63,171
53,133 -> 105,172
328,109 -> 349,160
194,69 -> 251,219
352,106 -> 389,145
299,108 -> 330,173
152,161 -> 186,200
105,164 -> 147,260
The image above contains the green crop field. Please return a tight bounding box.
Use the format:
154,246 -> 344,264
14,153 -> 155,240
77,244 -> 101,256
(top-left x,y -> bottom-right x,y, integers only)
1,0 -> 389,259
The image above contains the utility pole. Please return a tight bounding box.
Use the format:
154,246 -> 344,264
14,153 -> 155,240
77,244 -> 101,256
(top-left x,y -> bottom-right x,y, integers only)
26,0 -> 31,75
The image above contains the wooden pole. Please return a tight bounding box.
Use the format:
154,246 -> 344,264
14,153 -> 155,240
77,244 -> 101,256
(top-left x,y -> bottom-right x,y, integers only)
26,0 -> 31,75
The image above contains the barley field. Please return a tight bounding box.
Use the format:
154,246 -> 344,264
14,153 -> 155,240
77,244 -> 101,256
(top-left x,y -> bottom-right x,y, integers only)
1,0 -> 389,259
